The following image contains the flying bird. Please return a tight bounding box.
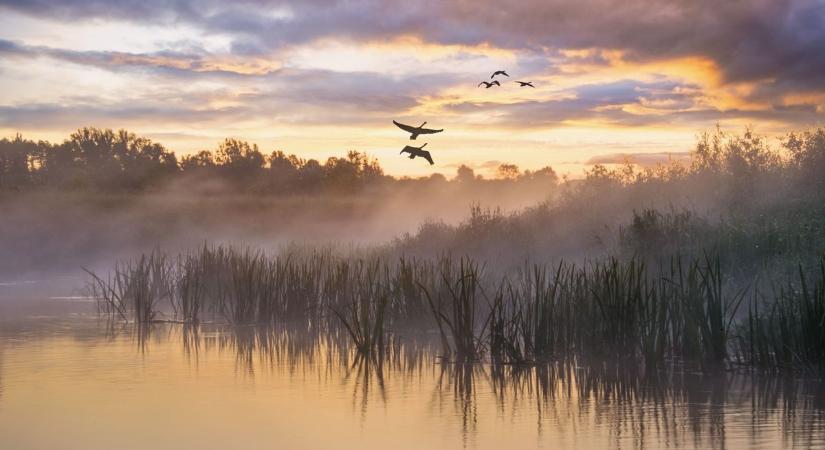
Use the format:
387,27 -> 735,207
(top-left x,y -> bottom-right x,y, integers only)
491,70 -> 509,78
478,80 -> 501,88
400,143 -> 434,165
515,81 -> 535,88
393,120 -> 443,140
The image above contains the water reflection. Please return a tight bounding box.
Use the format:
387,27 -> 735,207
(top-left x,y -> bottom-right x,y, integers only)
139,323 -> 825,445
2,320 -> 825,449
0,345 -> 4,401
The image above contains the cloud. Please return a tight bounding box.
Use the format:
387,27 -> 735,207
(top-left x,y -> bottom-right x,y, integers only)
0,103 -> 240,128
440,79 -> 709,127
0,0 -> 823,162
442,160 -> 505,171
0,38 -> 281,76
3,0 -> 823,96
0,58 -> 461,130
440,77 -> 823,128
586,151 -> 692,167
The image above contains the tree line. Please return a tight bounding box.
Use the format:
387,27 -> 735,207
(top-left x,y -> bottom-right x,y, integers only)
0,127 -> 559,193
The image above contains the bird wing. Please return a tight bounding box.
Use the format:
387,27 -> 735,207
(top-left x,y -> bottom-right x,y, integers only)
422,150 -> 434,165
493,80 -> 500,86
393,120 -> 417,133
400,146 -> 415,154
418,127 -> 443,135
478,82 -> 486,87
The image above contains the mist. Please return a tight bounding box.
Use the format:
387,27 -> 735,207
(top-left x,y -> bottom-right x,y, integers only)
0,156 -> 557,299
4,126 -> 824,301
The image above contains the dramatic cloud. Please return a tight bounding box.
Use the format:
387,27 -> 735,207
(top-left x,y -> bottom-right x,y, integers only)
3,1 -> 823,87
0,0 -> 822,176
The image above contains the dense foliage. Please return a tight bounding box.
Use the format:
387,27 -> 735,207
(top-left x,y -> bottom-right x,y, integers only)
0,127 -> 558,193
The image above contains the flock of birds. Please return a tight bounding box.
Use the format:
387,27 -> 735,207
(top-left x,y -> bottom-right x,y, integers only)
479,70 -> 534,89
393,70 -> 533,166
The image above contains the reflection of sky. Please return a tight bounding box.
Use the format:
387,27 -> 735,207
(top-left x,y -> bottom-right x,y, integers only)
1,1 -> 823,177
1,323 -> 825,449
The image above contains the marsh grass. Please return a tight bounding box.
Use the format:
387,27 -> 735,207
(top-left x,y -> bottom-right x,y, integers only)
421,258 -> 491,362
88,245 -> 825,372
329,260 -> 390,355
85,249 -> 172,324
669,254 -> 747,369
737,261 -> 825,372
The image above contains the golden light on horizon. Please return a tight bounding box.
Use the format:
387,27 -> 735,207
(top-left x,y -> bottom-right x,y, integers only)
0,1 -> 822,177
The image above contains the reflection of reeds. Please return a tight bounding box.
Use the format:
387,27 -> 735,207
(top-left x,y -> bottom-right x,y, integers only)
94,318 -> 825,447
0,346 -> 4,401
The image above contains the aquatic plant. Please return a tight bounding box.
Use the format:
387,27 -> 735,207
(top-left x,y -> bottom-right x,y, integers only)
736,259 -> 825,372
421,258 -> 490,362
86,249 -> 173,324
329,260 -> 390,355
87,244 -> 825,373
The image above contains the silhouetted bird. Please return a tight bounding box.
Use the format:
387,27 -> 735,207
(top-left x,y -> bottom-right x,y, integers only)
400,143 -> 434,165
478,80 -> 501,88
491,70 -> 509,78
393,120 -> 444,140
515,81 -> 535,88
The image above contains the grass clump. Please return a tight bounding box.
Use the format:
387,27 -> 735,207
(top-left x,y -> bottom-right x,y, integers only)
87,244 -> 825,373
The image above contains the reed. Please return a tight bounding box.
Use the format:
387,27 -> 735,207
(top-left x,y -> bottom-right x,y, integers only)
329,260 -> 390,355
589,257 -> 646,356
173,252 -> 207,323
86,249 -> 172,324
736,259 -> 825,372
670,254 -> 747,368
87,245 -> 825,372
420,257 -> 490,362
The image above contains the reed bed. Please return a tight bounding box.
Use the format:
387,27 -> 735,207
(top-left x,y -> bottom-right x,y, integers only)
88,245 -> 825,372
735,261 -> 825,372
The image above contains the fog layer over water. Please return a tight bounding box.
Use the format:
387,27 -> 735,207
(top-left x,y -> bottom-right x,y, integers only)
0,179 -> 553,287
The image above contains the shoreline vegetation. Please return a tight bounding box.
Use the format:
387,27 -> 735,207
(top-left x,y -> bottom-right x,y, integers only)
86,246 -> 825,373
4,125 -> 824,373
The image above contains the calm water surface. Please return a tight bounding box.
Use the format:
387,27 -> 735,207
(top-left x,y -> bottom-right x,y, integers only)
1,297 -> 825,449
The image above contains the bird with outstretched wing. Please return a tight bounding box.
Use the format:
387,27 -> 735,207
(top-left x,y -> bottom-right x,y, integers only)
393,120 -> 444,140
400,143 -> 434,165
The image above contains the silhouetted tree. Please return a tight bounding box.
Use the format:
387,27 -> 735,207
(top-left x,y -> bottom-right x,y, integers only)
784,128 -> 825,192
323,151 -> 385,191
427,173 -> 448,184
519,166 -> 558,188
497,163 -> 519,180
456,165 -> 476,183
112,130 -> 178,189
267,150 -> 301,191
0,135 -> 37,189
299,158 -> 324,191
215,138 -> 265,184
181,150 -> 216,171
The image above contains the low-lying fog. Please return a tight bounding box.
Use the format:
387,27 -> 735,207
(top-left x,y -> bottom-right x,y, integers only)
0,177 -> 556,298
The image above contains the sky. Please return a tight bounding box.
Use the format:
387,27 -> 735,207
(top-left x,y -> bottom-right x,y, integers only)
0,0 -> 823,177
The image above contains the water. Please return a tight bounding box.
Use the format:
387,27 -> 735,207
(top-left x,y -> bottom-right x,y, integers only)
1,299 -> 825,449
